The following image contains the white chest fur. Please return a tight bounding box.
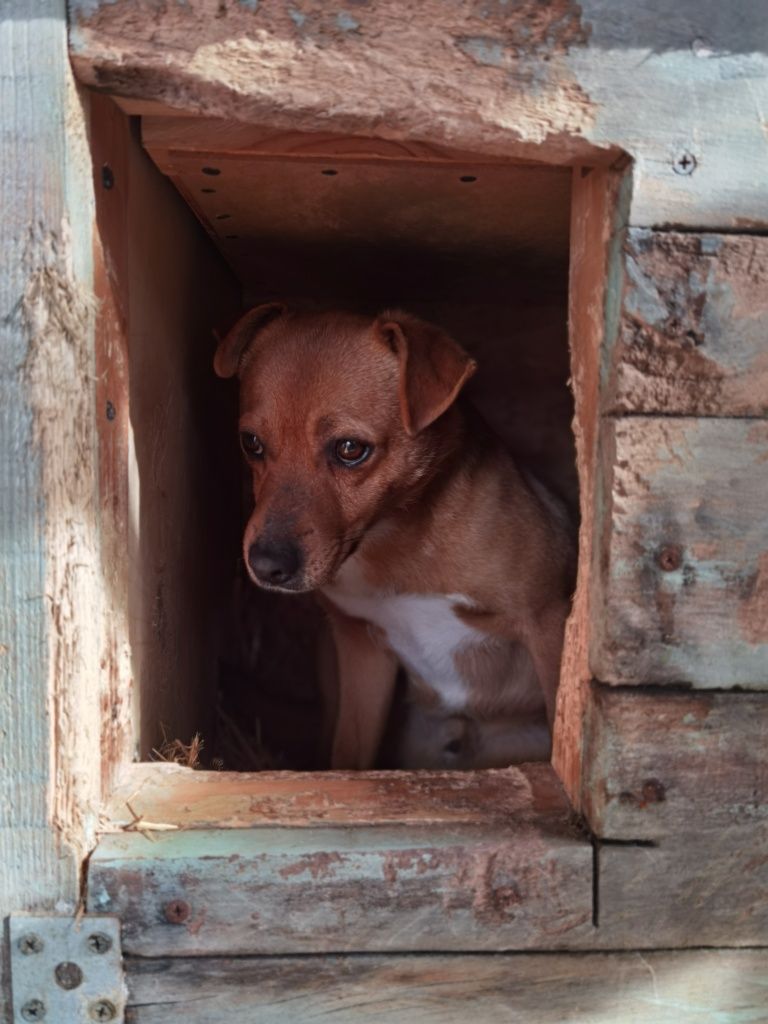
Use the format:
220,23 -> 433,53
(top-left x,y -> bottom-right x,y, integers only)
323,558 -> 486,711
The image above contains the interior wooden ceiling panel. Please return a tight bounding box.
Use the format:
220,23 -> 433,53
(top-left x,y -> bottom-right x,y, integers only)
142,116 -> 572,303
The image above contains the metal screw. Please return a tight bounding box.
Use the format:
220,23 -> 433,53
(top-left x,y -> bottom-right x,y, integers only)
658,544 -> 683,572
18,933 -> 44,955
672,151 -> 697,176
101,164 -> 114,190
21,1000 -> 46,1022
54,960 -> 84,990
87,932 -> 113,954
105,400 -> 116,421
163,898 -> 191,924
89,1000 -> 117,1022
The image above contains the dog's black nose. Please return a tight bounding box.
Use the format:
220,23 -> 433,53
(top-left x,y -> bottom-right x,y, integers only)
248,540 -> 303,587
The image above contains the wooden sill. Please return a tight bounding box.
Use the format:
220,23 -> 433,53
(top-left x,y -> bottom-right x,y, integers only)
101,761 -> 576,830
91,763 -> 595,955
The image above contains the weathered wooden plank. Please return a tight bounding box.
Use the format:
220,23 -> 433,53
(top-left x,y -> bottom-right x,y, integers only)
103,761 -> 572,831
88,824 -> 594,955
604,230 -> 768,417
597,833 -> 768,948
0,0 -> 95,992
553,163 -> 629,810
67,0 -> 768,229
124,950 -> 768,1024
592,416 -> 768,687
582,686 -> 768,841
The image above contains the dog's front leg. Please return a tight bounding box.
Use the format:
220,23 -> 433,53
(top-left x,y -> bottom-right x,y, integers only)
323,603 -> 399,770
526,600 -> 570,731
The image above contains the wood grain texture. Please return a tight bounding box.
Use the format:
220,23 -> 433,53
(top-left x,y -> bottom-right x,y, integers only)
103,762 -> 572,830
124,950 -> 768,1024
0,4 -> 100,1015
592,416 -> 768,687
90,93 -> 136,789
67,0 -> 768,228
553,164 -> 629,810
88,823 -> 593,955
139,135 -> 572,303
582,686 -> 768,841
597,835 -> 768,948
604,230 -> 768,416
88,97 -> 242,758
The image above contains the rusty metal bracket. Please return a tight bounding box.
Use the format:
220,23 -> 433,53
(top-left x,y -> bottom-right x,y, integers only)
9,914 -> 126,1023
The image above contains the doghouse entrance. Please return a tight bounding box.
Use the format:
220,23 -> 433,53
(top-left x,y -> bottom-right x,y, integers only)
92,98 -> 576,772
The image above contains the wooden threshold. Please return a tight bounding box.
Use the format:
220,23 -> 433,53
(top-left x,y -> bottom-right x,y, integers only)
90,763 -> 594,955
101,761 -> 574,830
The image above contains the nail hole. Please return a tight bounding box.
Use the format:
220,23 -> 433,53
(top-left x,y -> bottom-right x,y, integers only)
101,165 -> 114,190
459,175 -> 477,183
321,169 -> 338,176
215,214 -> 231,220
201,188 -> 216,193
202,166 -> 221,176
658,544 -> 683,572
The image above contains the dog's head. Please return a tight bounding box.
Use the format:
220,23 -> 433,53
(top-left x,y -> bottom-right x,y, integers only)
214,306 -> 476,592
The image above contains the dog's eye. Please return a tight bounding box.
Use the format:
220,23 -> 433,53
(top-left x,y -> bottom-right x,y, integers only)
240,432 -> 265,460
334,438 -> 372,467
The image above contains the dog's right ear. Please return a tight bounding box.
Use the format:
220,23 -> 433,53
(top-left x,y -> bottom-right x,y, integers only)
213,302 -> 286,378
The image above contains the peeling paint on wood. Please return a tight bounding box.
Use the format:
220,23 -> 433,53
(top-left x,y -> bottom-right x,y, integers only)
87,823 -> 593,954
102,762 -> 573,831
605,230 -> 768,416
66,0 -> 768,228
592,417 -> 768,687
123,950 -> 768,1023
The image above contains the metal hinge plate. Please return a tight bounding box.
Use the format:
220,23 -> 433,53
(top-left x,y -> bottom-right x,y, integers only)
9,914 -> 126,1023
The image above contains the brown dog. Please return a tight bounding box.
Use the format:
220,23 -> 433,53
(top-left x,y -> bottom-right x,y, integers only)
214,306 -> 575,769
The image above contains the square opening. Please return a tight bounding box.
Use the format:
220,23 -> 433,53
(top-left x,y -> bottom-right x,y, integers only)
91,96 -> 584,778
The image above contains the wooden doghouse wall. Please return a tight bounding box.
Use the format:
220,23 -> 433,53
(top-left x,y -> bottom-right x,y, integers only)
2,1 -> 767,1018
90,97 -> 242,761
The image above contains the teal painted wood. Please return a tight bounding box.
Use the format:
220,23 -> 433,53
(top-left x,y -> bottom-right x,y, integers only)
598,833 -> 768,948
87,825 -> 594,955
592,416 -> 768,687
67,0 -> 768,229
583,687 -> 768,841
603,230 -> 768,417
0,0 -> 85,937
123,950 -> 768,1024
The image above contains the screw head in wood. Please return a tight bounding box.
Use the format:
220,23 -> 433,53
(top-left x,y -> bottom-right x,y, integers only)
101,164 -> 114,190
89,1000 -> 117,1022
658,544 -> 683,572
672,151 -> 697,175
87,932 -> 113,954
21,1000 -> 46,1022
17,933 -> 44,955
54,960 -> 84,990
163,898 -> 191,924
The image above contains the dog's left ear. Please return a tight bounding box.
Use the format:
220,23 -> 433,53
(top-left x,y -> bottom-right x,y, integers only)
213,302 -> 286,378
376,312 -> 477,436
